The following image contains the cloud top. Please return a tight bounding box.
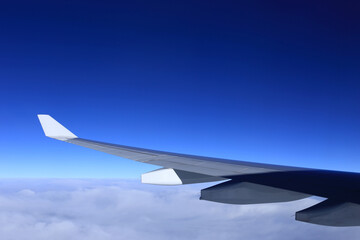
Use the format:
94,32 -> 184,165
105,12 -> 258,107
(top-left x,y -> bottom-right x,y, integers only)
0,179 -> 358,240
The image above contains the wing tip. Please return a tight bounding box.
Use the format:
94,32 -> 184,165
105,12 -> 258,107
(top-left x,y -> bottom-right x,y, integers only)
37,114 -> 78,140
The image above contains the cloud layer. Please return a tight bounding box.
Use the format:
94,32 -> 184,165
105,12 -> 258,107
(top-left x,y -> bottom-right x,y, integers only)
0,179 -> 359,240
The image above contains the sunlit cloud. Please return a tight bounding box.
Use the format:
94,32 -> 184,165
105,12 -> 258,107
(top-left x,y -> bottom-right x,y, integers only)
0,179 -> 358,240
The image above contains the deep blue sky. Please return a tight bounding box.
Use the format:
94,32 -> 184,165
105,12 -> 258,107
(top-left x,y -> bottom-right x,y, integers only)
1,0 -> 360,177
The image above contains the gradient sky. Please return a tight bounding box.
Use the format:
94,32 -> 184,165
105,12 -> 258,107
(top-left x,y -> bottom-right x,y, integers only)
1,0 -> 360,178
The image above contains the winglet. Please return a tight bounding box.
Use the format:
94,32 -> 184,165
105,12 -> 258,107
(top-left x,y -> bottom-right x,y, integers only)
37,114 -> 77,140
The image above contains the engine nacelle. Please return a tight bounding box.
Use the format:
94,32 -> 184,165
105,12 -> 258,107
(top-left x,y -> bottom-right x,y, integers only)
200,180 -> 309,204
296,199 -> 360,226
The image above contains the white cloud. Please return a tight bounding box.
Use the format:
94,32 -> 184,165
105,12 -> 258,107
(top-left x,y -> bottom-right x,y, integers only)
0,179 -> 358,240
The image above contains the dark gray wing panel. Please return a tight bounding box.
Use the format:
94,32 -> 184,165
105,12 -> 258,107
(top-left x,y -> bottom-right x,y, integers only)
296,200 -> 360,226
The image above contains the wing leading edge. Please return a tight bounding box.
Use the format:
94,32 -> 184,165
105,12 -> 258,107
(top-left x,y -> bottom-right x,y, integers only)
37,114 -> 360,226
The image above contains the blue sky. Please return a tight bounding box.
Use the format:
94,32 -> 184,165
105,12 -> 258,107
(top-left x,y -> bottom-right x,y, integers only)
1,0 -> 360,178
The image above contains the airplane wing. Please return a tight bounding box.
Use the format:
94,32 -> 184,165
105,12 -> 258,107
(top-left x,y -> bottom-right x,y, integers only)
37,114 -> 360,227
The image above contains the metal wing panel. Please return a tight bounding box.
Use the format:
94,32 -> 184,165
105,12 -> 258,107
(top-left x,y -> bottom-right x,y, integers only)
296,200 -> 360,226
66,138 -> 303,177
66,138 -> 159,162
